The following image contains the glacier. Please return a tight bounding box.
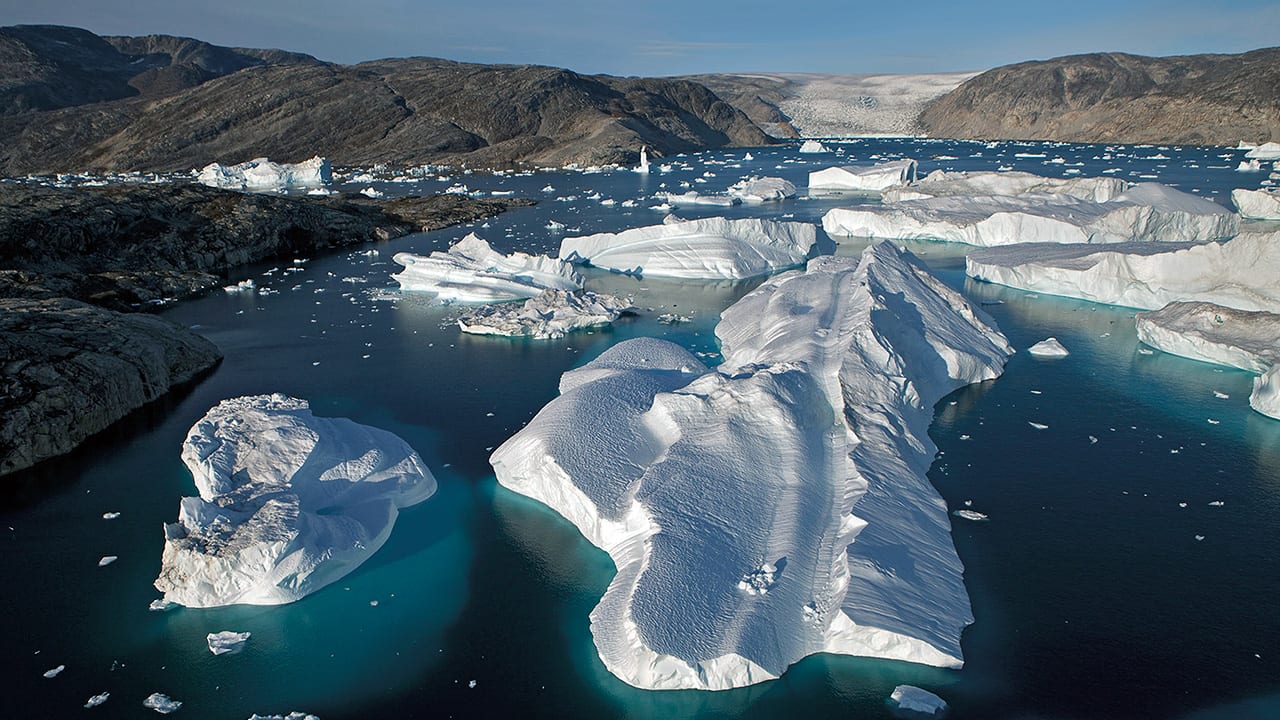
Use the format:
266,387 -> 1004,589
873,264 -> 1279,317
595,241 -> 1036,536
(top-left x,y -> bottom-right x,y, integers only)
154,394 -> 436,607
824,183 -> 1238,246
394,233 -> 582,303
456,289 -> 634,339
809,159 -> 918,192
1232,188 -> 1280,220
558,215 -> 818,279
490,242 -> 1012,690
965,231 -> 1280,312
197,156 -> 332,191
881,169 -> 1125,203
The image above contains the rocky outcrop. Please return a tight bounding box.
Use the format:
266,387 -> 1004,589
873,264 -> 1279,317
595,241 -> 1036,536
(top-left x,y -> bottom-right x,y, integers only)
0,25 -> 771,174
919,48 -> 1280,145
0,297 -> 221,475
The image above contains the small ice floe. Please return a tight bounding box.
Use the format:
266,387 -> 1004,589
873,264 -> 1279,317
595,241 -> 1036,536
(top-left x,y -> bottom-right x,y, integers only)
84,693 -> 109,708
1207,418 -> 1221,425
148,599 -> 175,612
102,512 -> 121,520
143,693 -> 182,714
952,509 -> 989,522
1137,347 -> 1155,355
1209,501 -> 1225,507
888,684 -> 948,718
1089,435 -> 1098,444
247,713 -> 319,720
1028,422 -> 1049,430
224,279 -> 256,293
1195,535 -> 1206,541
207,631 -> 251,656
1214,391 -> 1230,399
656,313 -> 691,324
737,562 -> 779,596
468,680 -> 477,689
1027,337 -> 1069,357
43,664 -> 65,678
360,187 -> 384,199
98,556 -> 118,567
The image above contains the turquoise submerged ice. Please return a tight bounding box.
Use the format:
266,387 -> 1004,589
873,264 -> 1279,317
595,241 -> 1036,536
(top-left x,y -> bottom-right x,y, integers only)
490,243 -> 1013,690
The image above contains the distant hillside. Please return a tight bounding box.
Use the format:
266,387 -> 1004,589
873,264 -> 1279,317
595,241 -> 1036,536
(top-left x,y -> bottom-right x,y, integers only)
919,48 -> 1280,145
0,25 -> 771,174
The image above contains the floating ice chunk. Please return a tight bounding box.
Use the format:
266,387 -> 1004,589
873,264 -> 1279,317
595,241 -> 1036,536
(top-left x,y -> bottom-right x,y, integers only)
43,664 -> 65,678
102,512 -> 121,520
154,394 -> 436,607
98,556 -> 118,567
247,714 -> 318,720
798,139 -> 829,153
1232,188 -> 1280,220
889,685 -> 948,718
728,177 -> 797,204
359,187 -> 384,199
1029,422 -> 1049,430
143,693 -> 182,714
882,169 -> 1124,203
1238,159 -> 1263,172
952,509 -> 988,522
559,216 -> 817,280
84,693 -> 109,708
1245,142 -> 1280,160
656,190 -> 739,207
224,279 -> 256,293
149,599 -> 175,612
809,160 -> 918,192
966,231 -> 1280,311
491,244 -> 1012,690
456,290 -> 633,339
1214,391 -> 1230,399
1027,338 -> 1069,357
636,146 -> 651,174
393,233 -> 582,303
197,157 -> 331,191
208,631 -> 251,655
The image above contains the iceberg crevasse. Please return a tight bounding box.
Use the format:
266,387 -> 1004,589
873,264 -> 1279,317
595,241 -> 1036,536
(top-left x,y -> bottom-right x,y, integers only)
197,157 -> 332,190
490,242 -> 1012,690
394,233 -> 582,303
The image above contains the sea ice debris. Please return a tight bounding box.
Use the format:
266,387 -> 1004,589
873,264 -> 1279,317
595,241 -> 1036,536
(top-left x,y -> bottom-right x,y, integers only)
84,693 -> 109,708
208,631 -> 251,655
143,693 -> 182,714
889,684 -> 948,718
43,664 -> 64,678
98,556 -> 117,567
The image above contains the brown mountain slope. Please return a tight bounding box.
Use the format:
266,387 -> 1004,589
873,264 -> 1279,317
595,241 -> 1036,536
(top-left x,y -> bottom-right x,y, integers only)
918,48 -> 1280,145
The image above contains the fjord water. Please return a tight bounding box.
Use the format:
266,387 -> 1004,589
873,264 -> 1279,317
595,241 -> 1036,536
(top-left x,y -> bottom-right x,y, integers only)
2,139 -> 1278,719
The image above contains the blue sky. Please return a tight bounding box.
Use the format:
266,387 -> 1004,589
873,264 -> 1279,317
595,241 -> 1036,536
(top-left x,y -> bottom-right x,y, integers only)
4,0 -> 1278,75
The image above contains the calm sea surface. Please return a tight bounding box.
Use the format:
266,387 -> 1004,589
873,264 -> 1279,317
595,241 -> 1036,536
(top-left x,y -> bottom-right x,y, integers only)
3,139 -> 1278,719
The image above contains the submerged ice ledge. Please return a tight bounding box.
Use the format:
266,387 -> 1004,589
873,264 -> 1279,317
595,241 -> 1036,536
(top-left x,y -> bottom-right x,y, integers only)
490,242 -> 1013,690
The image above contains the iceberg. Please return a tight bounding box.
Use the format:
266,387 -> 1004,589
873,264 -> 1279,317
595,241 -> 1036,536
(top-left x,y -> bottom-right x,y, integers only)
656,190 -> 740,207
798,139 -> 830,153
154,394 -> 436,607
809,159 -> 918,192
208,630 -> 251,655
490,242 -> 1012,690
889,685 -> 948,718
881,169 -> 1125,203
559,215 -> 818,279
728,177 -> 798,204
197,156 -> 332,190
1135,302 -> 1280,420
1237,159 -> 1263,173
1028,337 -> 1070,357
84,693 -> 109,708
143,693 -> 182,714
1232,188 -> 1280,220
456,290 -> 634,339
248,714 -> 319,720
1245,142 -> 1280,160
965,231 -> 1280,312
393,233 -> 582,303
824,183 -> 1238,246
636,146 -> 651,174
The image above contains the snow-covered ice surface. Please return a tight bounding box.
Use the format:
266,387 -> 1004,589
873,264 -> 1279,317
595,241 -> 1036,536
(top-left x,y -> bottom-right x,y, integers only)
824,183 -> 1238,246
809,160 -> 918,192
394,233 -> 582,302
197,157 -> 332,191
456,289 -> 633,339
882,169 -> 1125,203
1028,338 -> 1070,357
728,176 -> 797,204
889,684 -> 948,718
1232,188 -> 1280,220
559,215 -> 817,279
491,242 -> 1012,690
154,394 -> 436,607
769,72 -> 977,137
208,630 -> 252,655
966,231 -> 1280,311
1136,302 -> 1280,419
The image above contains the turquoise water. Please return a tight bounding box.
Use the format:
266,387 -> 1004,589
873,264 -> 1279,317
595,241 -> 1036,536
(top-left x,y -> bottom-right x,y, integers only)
2,139 -> 1278,719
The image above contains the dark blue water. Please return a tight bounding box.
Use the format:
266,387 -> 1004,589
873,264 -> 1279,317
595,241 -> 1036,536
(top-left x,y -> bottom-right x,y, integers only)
2,138 -> 1277,719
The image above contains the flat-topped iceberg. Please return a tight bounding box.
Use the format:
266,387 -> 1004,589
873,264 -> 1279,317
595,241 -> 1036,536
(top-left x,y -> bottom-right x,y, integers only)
1245,142 -> 1280,160
728,177 -> 797,204
965,231 -> 1280,311
809,159 -> 918,192
456,289 -> 633,339
155,394 -> 436,607
559,215 -> 818,279
490,242 -> 1012,690
1232,188 -> 1280,220
1136,302 -> 1280,419
197,156 -> 332,190
394,233 -> 582,303
824,183 -> 1238,246
655,190 -> 740,207
882,169 -> 1124,203
889,685 -> 949,718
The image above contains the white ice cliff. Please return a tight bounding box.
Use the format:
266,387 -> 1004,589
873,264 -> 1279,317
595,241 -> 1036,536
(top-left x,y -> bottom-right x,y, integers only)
196,156 -> 332,190
965,231 -> 1280,312
823,183 -> 1238,246
155,394 -> 436,607
809,160 -> 918,192
456,290 -> 634,339
1232,188 -> 1280,220
490,242 -> 1013,690
559,215 -> 818,279
394,233 -> 582,303
881,169 -> 1125,204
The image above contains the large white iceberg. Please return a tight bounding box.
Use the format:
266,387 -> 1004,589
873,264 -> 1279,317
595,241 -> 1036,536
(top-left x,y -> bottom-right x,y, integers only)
197,156 -> 332,190
965,231 -> 1280,312
798,139 -> 830,153
1135,302 -> 1280,420
490,242 -> 1013,690
456,289 -> 633,339
1232,188 -> 1280,220
1245,142 -> 1280,160
655,190 -> 740,207
154,394 -> 436,607
809,159 -> 918,192
889,685 -> 949,718
394,233 -> 582,303
728,176 -> 798,204
559,215 -> 818,279
824,183 -> 1238,246
882,169 -> 1125,203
